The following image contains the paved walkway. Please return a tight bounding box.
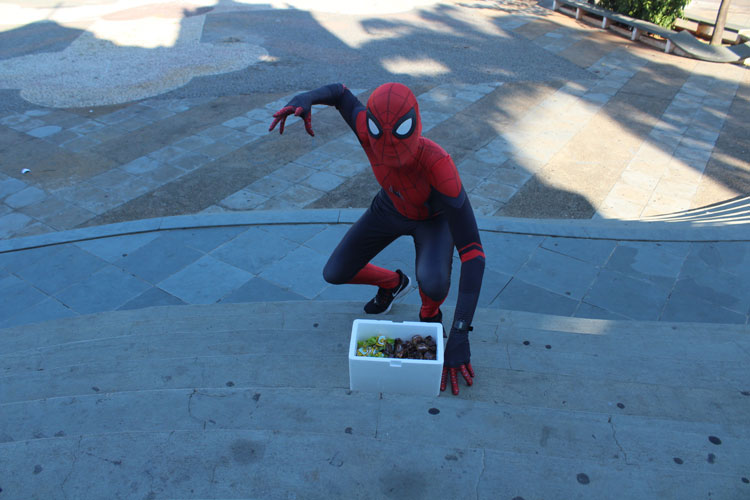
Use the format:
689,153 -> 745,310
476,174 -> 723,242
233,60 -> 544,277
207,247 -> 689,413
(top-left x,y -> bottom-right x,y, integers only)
1,209 -> 749,330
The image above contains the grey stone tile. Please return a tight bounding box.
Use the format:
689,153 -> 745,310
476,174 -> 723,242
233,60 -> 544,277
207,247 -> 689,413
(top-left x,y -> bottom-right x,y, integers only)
485,163 -> 533,188
194,140 -> 239,159
541,237 -> 617,267
0,177 -> 28,199
259,245 -> 330,299
13,220 -> 53,238
4,186 -> 47,208
583,269 -> 670,321
302,224 -> 352,254
480,231 -> 543,275
223,116 -> 253,129
262,184 -> 323,209
0,280 -> 49,321
325,158 -> 368,178
95,108 -> 138,125
514,247 -> 600,300
293,150 -> 336,169
0,243 -> 62,272
0,212 -> 33,238
270,163 -> 315,183
457,158 -> 497,179
85,125 -> 125,143
605,242 -> 691,289
473,147 -> 509,166
0,297 -> 76,329
491,278 -> 579,316
158,255 -> 253,304
159,227 -> 248,254
168,152 -> 212,172
59,135 -> 101,153
43,112 -> 87,129
574,301 -> 630,321
217,130 -> 256,147
74,232 -> 161,263
147,145 -> 189,163
114,235 -> 203,284
673,262 -> 750,315
197,124 -> 237,140
245,108 -> 273,121
304,171 -> 346,191
68,120 -> 106,135
55,265 -> 151,315
260,224 -> 327,245
661,287 -> 747,324
39,203 -> 95,230
0,113 -> 32,127
27,125 -> 62,138
473,267 -> 513,308
132,106 -> 175,122
16,244 -> 109,295
459,171 -> 484,192
121,156 -> 162,175
687,242 -> 750,279
63,185 -> 122,215
8,117 -> 45,132
20,194 -> 69,219
172,135 -> 215,151
118,287 -> 187,310
472,180 -> 516,203
88,168 -> 136,190
244,121 -> 270,136
138,163 -> 185,185
246,175 -> 292,197
313,282 -> 373,302
210,226 -> 299,274
220,276 -> 307,303
219,189 -> 268,210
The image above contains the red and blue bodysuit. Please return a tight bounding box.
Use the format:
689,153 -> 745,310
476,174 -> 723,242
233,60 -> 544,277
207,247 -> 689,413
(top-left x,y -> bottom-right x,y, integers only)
270,83 -> 485,395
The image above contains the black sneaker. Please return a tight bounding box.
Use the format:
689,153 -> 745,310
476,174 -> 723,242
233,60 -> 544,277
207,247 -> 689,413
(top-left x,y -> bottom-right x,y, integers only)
364,270 -> 411,314
420,309 -> 447,338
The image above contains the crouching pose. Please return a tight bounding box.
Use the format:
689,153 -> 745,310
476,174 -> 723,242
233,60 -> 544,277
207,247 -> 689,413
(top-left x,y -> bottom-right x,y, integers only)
269,82 -> 484,395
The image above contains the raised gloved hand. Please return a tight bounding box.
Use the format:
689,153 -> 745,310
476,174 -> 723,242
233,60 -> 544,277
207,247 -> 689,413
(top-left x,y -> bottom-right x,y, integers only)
441,328 -> 475,396
268,93 -> 315,136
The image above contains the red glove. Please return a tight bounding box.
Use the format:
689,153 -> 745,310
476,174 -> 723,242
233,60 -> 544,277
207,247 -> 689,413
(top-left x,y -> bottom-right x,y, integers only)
268,84 -> 346,137
268,94 -> 315,136
441,329 -> 474,395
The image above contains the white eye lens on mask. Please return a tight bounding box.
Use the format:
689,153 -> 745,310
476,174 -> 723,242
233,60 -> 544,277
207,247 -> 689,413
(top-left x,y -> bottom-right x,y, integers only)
395,118 -> 412,136
368,118 -> 380,136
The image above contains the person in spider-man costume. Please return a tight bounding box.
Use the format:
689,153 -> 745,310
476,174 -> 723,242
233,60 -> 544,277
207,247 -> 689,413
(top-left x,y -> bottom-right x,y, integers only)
269,82 -> 485,396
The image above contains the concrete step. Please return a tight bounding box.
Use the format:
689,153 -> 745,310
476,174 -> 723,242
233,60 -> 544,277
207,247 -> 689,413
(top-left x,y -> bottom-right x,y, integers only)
1,301 -> 749,499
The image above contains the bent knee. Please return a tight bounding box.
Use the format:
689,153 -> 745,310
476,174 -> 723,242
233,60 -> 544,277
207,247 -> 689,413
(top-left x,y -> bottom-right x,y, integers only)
418,274 -> 450,301
323,261 -> 348,285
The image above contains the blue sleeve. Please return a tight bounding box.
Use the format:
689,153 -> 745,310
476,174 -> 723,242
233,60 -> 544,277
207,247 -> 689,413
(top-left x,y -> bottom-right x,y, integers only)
334,87 -> 366,135
441,189 -> 485,329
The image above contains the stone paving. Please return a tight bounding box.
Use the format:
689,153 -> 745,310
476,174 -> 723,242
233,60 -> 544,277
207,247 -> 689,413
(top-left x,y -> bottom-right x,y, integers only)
2,2 -> 750,499
1,209 -> 749,330
1,2 -> 749,242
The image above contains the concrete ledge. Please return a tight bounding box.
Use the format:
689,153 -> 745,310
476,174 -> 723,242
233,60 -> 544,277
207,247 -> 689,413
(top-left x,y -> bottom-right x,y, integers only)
1,209 -> 749,254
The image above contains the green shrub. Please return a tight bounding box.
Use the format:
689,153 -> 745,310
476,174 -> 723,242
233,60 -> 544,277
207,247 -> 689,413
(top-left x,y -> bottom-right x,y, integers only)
598,0 -> 690,28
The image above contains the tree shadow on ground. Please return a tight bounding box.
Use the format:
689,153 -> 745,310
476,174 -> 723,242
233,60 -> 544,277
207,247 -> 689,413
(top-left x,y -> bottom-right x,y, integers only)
0,0 -> 746,224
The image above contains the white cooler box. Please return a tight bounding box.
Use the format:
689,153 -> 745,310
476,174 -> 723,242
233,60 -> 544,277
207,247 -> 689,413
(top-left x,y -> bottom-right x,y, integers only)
349,319 -> 444,397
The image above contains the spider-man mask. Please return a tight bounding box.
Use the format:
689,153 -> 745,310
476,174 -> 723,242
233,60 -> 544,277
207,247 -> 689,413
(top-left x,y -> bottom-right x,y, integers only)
366,82 -> 422,168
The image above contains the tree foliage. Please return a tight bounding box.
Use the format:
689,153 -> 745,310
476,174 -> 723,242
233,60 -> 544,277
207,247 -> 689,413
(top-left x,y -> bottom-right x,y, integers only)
598,0 -> 690,28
